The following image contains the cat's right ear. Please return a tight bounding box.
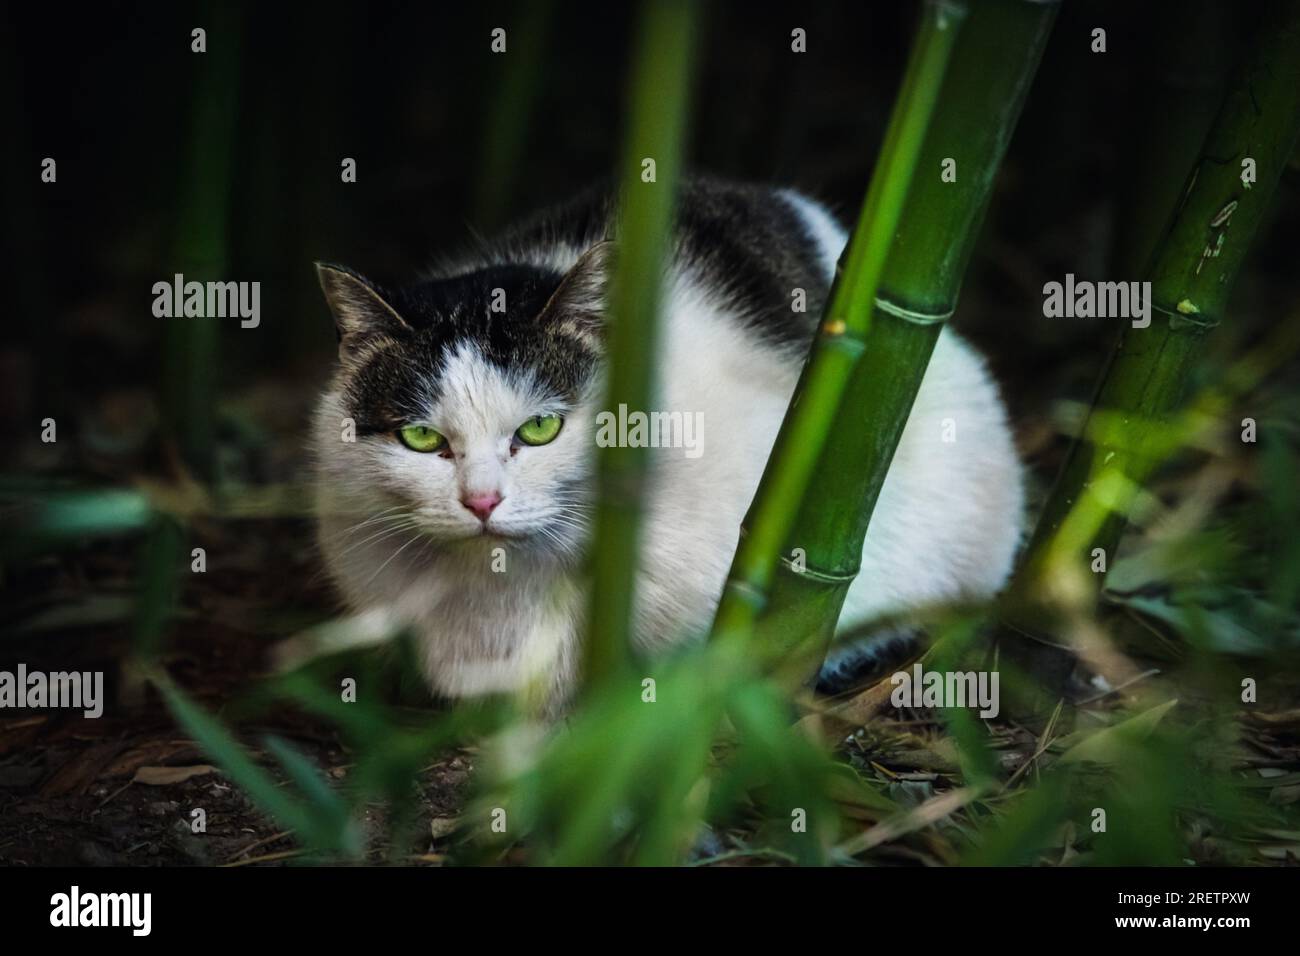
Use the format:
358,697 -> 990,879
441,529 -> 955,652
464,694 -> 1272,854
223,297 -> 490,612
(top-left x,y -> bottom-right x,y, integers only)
315,262 -> 412,360
535,240 -> 617,347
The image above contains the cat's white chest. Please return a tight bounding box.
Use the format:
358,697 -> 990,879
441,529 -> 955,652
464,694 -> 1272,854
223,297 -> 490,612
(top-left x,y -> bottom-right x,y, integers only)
416,567 -> 581,700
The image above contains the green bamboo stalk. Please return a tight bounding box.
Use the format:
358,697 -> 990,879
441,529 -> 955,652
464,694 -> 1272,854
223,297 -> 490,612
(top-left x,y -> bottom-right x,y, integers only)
1112,0 -> 1234,275
473,0 -> 556,231
139,2 -> 242,659
582,0 -> 698,687
1,14 -> 58,413
1019,0 -> 1300,599
161,0 -> 242,484
710,0 -> 966,648
755,0 -> 1059,678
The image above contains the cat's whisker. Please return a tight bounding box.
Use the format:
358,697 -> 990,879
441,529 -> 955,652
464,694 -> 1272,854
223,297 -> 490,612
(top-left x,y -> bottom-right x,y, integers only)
347,510 -> 408,531
412,533 -> 439,568
333,514 -> 421,547
545,514 -> 591,535
335,503 -> 406,526
363,531 -> 427,586
337,507 -> 414,538
332,518 -> 425,559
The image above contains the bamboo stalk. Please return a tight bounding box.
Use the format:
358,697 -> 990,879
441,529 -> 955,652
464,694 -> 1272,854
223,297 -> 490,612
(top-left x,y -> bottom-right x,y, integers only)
140,1 -> 242,659
1112,0 -> 1234,275
473,0 -> 556,231
710,0 -> 966,650
756,0 -> 1059,680
160,0 -> 242,484
1018,0 -> 1300,601
582,0 -> 698,687
1,15 -> 57,413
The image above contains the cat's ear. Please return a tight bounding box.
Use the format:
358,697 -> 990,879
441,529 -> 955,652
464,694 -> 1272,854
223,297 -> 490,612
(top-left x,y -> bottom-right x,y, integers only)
315,262 -> 412,358
536,241 -> 617,345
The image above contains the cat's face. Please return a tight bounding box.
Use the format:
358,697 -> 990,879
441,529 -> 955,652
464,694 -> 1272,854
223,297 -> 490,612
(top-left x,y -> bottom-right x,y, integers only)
314,247 -> 610,562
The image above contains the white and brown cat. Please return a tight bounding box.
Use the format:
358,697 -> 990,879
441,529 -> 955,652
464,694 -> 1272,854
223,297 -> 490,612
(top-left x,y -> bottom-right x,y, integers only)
308,177 -> 1024,710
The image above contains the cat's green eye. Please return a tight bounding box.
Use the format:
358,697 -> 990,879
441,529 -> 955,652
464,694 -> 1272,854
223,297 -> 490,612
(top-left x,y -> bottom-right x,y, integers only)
397,424 -> 446,453
516,414 -> 563,446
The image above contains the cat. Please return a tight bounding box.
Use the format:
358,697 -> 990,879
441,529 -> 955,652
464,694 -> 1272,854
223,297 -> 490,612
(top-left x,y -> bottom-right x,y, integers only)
311,176 -> 1025,711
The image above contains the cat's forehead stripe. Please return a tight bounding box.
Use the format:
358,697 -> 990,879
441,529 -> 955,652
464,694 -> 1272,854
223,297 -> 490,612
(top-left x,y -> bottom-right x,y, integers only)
429,344 -> 557,426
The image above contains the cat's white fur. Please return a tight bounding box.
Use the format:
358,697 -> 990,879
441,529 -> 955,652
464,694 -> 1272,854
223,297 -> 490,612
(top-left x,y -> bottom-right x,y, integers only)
313,190 -> 1024,708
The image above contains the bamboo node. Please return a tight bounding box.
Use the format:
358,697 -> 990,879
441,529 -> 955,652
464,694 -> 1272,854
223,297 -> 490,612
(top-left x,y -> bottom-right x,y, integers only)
874,295 -> 953,326
725,579 -> 767,611
817,322 -> 868,358
778,553 -> 861,583
1151,300 -> 1220,332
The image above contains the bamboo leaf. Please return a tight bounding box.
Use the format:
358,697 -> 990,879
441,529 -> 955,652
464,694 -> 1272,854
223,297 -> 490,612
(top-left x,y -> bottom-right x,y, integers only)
1,487 -> 153,561
1057,698 -> 1179,766
262,735 -> 356,845
153,673 -> 311,827
152,671 -> 358,856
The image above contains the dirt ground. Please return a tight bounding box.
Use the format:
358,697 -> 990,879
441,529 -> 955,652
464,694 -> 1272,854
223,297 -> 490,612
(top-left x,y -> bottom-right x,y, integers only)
0,516 -> 473,867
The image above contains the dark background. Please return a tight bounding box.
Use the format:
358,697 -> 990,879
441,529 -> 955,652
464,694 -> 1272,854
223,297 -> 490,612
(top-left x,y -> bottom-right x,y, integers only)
2,0 -> 1292,469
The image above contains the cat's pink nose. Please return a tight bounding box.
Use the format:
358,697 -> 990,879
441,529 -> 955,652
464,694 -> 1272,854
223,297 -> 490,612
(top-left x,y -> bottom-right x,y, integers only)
462,491 -> 502,521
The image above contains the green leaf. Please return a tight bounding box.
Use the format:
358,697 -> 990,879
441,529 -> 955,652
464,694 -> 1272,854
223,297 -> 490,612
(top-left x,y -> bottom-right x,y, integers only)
153,671 -> 358,857
1057,699 -> 1179,766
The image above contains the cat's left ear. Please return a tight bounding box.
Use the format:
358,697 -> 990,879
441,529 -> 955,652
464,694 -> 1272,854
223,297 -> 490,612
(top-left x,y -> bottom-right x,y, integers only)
536,240 -> 617,345
315,262 -> 412,361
